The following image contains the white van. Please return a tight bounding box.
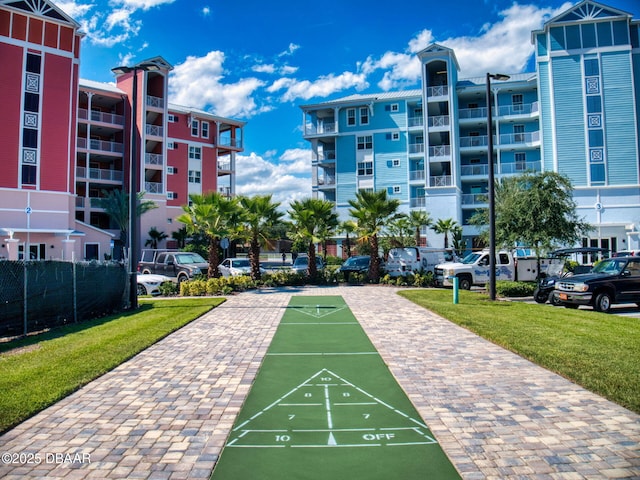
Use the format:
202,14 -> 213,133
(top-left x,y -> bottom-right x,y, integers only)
386,247 -> 456,277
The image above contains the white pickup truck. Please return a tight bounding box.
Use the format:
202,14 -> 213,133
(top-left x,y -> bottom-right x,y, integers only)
434,250 -> 562,290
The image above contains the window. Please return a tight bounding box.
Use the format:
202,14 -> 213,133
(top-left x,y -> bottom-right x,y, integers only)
23,128 -> 38,148
168,114 -> 178,122
191,119 -> 199,136
26,53 -> 41,74
167,192 -> 178,200
589,129 -> 604,147
201,122 -> 209,138
22,165 -> 37,185
391,132 -> 399,141
515,152 -> 526,171
385,103 -> 399,112
167,166 -> 177,174
188,146 -> 201,160
584,58 -> 599,77
24,92 -> 39,112
357,161 -> 373,176
392,159 -> 401,167
393,186 -> 401,194
513,125 -> 525,143
188,170 -> 201,183
359,107 -> 369,125
587,96 -> 601,113
512,94 -> 523,112
347,108 -> 356,126
357,135 -> 372,150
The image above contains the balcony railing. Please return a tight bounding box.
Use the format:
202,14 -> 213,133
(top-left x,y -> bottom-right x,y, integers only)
317,150 -> 336,161
78,108 -> 125,126
304,122 -> 336,135
409,170 -> 425,181
146,95 -> 164,108
317,176 -> 336,186
427,85 -> 448,97
408,116 -> 424,127
462,193 -> 487,205
501,160 -> 541,174
218,161 -> 231,171
146,124 -> 163,137
458,107 -> 488,120
429,175 -> 452,187
145,182 -> 163,194
498,102 -> 539,117
499,131 -> 540,145
76,167 -> 123,182
219,137 -> 243,148
428,145 -> 451,158
77,137 -> 124,153
410,197 -> 426,208
145,153 -> 163,166
460,135 -> 488,148
461,164 -> 489,176
408,143 -> 425,154
428,115 -> 450,128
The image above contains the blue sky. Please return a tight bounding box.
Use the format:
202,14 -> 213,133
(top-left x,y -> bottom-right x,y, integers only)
56,0 -> 640,208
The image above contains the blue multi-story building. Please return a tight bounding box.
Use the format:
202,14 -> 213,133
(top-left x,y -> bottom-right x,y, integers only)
301,0 -> 640,255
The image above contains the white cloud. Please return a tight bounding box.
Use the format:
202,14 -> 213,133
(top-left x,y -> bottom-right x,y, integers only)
169,51 -> 267,118
267,71 -> 369,102
235,151 -> 311,209
279,43 -> 300,57
202,6 -> 211,16
55,1 -> 93,18
112,0 -> 176,10
253,64 -> 276,74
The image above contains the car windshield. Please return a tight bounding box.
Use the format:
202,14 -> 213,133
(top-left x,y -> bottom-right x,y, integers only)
231,259 -> 250,267
461,253 -> 482,264
175,253 -> 206,264
591,259 -> 625,275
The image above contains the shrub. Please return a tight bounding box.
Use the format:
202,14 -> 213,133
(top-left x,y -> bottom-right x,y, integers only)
159,281 -> 178,296
494,280 -> 536,297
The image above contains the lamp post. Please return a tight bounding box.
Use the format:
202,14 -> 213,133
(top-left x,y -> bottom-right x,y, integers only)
486,72 -> 510,301
111,62 -> 159,309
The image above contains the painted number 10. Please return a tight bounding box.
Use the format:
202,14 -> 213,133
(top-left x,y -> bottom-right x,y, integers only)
275,435 -> 291,442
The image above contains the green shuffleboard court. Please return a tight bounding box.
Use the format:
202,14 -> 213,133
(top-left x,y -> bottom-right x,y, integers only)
210,295 -> 461,479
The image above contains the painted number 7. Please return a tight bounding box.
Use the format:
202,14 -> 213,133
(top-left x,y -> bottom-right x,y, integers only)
288,414 -> 296,420
363,413 -> 370,419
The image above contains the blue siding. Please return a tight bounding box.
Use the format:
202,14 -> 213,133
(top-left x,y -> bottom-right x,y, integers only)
537,62 -> 555,172
336,135 -> 356,181
601,51 -> 638,184
552,55 -> 587,185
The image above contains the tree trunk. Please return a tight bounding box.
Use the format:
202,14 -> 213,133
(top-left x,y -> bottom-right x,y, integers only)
369,235 -> 380,283
308,241 -> 318,281
208,237 -> 221,278
249,234 -> 261,280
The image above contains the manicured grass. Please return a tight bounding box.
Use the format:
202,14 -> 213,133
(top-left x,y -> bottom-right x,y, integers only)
398,289 -> 640,414
0,297 -> 224,433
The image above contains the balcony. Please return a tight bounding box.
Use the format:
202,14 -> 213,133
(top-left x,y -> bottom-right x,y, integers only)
317,176 -> 336,187
460,135 -> 489,148
429,175 -> 452,187
501,160 -> 541,174
409,170 -> 426,181
145,182 -> 163,194
462,193 -> 487,205
218,161 -> 232,171
461,164 -> 489,177
146,95 -> 164,109
459,107 -> 488,120
428,115 -> 450,128
76,167 -> 123,182
408,143 -> 425,154
77,137 -> 124,154
428,145 -> 451,158
499,131 -> 540,146
219,137 -> 243,149
146,124 -> 163,137
498,102 -> 539,117
408,116 -> 424,128
316,150 -> 336,162
304,122 -> 336,136
145,153 -> 163,166
78,108 -> 125,126
410,197 -> 426,208
427,85 -> 448,98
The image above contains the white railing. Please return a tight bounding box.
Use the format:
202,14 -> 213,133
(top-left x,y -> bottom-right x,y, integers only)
429,175 -> 452,187
77,167 -> 122,182
78,138 -> 124,153
499,131 -> 540,145
409,170 -> 425,181
146,95 -> 164,108
145,153 -> 163,166
219,137 -> 243,148
498,102 -> 539,117
145,182 -> 163,194
460,135 -> 489,148
428,115 -> 450,128
501,160 -> 541,174
410,197 -> 426,208
78,109 -> 125,125
460,164 -> 489,176
428,145 -> 451,157
218,161 -> 231,171
304,122 -> 336,135
427,85 -> 448,97
146,124 -> 163,137
317,177 -> 336,186
317,150 -> 336,161
408,116 -> 424,127
409,143 -> 425,154
461,193 -> 487,205
458,107 -> 488,120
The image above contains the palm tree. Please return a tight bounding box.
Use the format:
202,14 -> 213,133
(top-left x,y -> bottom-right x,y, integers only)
176,192 -> 239,278
171,227 -> 189,249
433,218 -> 458,249
348,190 -> 400,283
339,220 -> 357,258
99,189 -> 157,259
408,210 -> 433,246
238,194 -> 284,280
145,227 -> 168,249
288,198 -> 338,281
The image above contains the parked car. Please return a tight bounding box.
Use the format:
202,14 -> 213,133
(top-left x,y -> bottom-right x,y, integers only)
137,274 -> 171,296
339,255 -> 369,275
138,251 -> 209,284
291,255 -> 325,275
553,256 -> 640,312
218,258 -> 267,277
613,250 -> 639,257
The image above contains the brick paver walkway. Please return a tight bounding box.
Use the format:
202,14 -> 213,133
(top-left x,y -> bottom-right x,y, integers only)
0,286 -> 638,479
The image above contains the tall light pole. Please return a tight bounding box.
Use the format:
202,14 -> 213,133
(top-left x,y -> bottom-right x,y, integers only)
111,62 -> 159,309
486,72 -> 510,301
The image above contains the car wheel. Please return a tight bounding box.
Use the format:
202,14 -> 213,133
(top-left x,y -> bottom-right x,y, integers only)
458,275 -> 471,290
550,293 -> 563,306
137,284 -> 147,296
594,292 -> 612,313
533,288 -> 549,304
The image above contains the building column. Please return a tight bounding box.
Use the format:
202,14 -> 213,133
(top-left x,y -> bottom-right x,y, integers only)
62,239 -> 76,261
5,238 -> 21,261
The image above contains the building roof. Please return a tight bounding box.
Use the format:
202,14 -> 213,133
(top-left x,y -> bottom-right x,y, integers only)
79,78 -> 125,95
0,0 -> 80,28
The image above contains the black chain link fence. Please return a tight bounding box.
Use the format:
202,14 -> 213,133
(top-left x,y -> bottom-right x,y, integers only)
0,261 -> 127,338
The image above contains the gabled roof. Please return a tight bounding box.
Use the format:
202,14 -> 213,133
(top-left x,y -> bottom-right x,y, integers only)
139,56 -> 174,72
416,43 -> 461,72
545,0 -> 631,26
0,0 -> 80,28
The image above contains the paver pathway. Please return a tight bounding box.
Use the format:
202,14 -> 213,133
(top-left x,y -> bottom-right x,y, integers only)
0,286 -> 638,479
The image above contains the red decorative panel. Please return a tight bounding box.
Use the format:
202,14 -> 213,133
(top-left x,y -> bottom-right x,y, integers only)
28,18 -> 43,45
44,22 -> 58,48
59,26 -> 73,52
0,43 -> 23,188
11,13 -> 27,41
0,10 -> 10,37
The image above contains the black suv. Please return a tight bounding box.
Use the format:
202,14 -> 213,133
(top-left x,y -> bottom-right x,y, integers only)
554,256 -> 640,312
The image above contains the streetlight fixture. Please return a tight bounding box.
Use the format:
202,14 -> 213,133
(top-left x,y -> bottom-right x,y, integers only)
111,62 -> 160,310
486,72 -> 510,301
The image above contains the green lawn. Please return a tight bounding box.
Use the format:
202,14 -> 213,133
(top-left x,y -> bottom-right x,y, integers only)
399,289 -> 640,414
0,297 -> 224,433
